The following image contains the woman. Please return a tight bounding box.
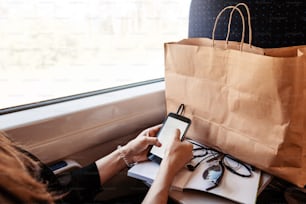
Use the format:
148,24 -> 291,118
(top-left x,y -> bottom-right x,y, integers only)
0,125 -> 193,204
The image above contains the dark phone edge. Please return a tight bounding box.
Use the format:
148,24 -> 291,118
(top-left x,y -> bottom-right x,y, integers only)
147,112 -> 191,164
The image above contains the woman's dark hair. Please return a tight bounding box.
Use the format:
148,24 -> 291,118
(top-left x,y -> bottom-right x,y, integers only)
0,131 -> 55,204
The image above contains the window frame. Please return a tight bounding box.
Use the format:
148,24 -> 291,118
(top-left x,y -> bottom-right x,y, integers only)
0,78 -> 164,115
1,80 -> 166,164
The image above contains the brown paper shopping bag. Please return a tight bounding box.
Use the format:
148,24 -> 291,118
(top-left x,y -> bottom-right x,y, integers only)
164,3 -> 306,187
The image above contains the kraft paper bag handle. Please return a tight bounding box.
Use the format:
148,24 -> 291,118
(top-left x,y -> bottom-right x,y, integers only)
212,6 -> 245,49
212,6 -> 245,50
226,3 -> 252,48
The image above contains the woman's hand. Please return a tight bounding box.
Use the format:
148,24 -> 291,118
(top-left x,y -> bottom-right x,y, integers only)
142,129 -> 193,204
123,124 -> 162,163
161,129 -> 193,175
96,124 -> 162,185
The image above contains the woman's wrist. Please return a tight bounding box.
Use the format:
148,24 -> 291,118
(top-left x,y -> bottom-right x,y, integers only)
160,157 -> 177,177
117,145 -> 136,168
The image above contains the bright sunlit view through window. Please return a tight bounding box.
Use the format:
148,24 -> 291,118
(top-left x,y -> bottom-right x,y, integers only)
0,0 -> 189,110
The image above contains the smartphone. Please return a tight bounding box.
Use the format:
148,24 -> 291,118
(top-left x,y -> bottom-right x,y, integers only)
148,112 -> 191,164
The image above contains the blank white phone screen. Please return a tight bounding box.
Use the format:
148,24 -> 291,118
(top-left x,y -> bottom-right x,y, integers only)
150,116 -> 189,159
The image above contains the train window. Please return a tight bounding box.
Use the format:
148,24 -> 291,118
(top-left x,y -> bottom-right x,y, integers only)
0,0 -> 189,111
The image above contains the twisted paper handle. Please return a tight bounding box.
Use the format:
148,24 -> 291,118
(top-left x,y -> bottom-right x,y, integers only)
212,3 -> 252,50
226,3 -> 252,48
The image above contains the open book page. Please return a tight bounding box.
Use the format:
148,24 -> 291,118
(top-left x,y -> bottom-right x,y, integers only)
174,160 -> 261,204
176,140 -> 261,204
